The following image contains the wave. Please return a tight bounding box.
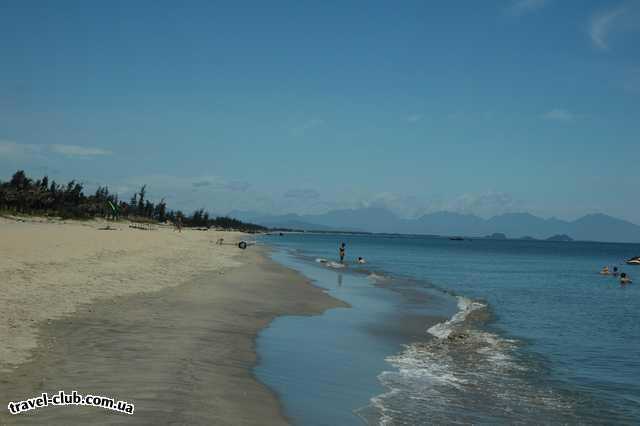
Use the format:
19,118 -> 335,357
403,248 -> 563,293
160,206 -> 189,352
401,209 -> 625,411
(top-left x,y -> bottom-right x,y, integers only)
359,297 -> 577,425
314,257 -> 346,269
427,296 -> 487,339
367,272 -> 387,283
269,236 -> 613,424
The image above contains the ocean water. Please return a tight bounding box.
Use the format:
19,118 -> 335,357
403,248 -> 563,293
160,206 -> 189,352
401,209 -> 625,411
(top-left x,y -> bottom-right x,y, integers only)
255,233 -> 640,424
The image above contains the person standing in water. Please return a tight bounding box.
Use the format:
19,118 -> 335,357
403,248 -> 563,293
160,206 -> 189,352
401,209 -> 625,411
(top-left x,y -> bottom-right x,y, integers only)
339,242 -> 346,263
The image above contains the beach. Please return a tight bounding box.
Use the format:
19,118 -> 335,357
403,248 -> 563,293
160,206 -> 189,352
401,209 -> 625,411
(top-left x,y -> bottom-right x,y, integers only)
0,217 -> 344,424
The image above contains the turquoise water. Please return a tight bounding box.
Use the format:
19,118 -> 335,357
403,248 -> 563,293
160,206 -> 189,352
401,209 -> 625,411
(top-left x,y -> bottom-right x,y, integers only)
256,234 -> 640,424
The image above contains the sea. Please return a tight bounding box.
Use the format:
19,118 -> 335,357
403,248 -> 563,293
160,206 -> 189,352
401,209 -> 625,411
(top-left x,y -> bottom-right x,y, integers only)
254,233 -> 640,425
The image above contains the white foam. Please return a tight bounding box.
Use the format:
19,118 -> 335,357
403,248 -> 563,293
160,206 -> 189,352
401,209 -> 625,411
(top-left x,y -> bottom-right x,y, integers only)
427,296 -> 486,338
366,295 -> 575,423
384,346 -> 468,389
368,388 -> 400,426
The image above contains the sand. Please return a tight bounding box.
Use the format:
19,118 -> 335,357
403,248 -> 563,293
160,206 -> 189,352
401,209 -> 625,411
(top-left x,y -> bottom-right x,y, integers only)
0,217 -> 345,424
0,216 -> 244,372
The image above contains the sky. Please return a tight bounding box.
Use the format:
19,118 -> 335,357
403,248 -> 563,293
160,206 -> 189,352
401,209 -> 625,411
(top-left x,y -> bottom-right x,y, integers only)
1,0 -> 639,223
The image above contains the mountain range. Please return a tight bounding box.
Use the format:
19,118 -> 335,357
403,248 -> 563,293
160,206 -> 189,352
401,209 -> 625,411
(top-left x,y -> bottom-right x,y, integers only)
228,208 -> 640,243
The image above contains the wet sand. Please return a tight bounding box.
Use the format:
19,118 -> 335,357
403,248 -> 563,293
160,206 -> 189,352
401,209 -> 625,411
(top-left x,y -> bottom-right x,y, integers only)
1,244 -> 346,425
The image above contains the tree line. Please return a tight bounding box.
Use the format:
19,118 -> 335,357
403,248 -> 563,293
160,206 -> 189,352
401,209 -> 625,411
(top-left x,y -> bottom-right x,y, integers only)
0,170 -> 266,232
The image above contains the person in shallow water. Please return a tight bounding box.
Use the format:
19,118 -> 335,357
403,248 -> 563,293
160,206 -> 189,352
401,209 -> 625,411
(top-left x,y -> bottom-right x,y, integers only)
357,256 -> 366,264
600,266 -> 610,275
612,266 -> 619,277
339,242 -> 345,263
620,272 -> 632,285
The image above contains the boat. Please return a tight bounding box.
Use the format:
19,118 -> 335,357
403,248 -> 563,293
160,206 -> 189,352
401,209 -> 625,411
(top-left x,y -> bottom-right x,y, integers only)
449,236 -> 464,241
626,256 -> 640,265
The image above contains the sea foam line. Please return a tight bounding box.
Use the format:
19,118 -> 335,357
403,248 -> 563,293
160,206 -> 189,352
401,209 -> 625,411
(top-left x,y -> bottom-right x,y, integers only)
427,296 -> 486,339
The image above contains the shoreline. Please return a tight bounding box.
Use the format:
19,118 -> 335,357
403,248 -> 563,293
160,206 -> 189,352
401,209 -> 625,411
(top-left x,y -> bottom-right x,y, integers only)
261,233 -> 640,423
254,247 -> 451,425
1,219 -> 346,424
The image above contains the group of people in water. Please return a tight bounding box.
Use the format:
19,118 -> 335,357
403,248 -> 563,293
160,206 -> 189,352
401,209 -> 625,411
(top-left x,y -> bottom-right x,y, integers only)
338,242 -> 366,264
600,265 -> 632,285
337,242 -> 633,286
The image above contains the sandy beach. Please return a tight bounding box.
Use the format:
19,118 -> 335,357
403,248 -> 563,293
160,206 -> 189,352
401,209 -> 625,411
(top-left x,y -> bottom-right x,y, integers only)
0,217 -> 345,424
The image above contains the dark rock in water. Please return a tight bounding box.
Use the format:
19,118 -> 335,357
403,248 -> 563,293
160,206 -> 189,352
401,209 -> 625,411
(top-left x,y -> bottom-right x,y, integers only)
485,233 -> 507,240
546,234 -> 574,242
447,332 -> 469,342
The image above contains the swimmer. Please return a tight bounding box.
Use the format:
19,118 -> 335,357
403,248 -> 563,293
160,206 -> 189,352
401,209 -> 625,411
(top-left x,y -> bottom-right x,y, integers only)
600,266 -> 610,275
612,266 -> 619,277
356,256 -> 367,264
620,272 -> 632,285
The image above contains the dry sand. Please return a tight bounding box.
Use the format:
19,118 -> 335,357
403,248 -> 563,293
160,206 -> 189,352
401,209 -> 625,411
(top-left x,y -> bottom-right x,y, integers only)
0,217 -> 345,424
0,216 -> 244,372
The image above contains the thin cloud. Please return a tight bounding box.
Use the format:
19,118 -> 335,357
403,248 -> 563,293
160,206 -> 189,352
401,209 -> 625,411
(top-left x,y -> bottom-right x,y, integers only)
290,118 -> 324,136
0,140 -> 41,157
446,111 -> 466,120
447,191 -> 524,218
542,108 -> 576,122
49,144 -> 112,157
623,67 -> 640,93
1,141 -> 112,160
508,0 -> 549,16
357,191 -> 428,219
347,190 -> 524,219
0,141 -> 22,156
191,179 -> 250,191
405,114 -> 423,123
126,174 -> 250,194
590,5 -> 627,50
225,181 -> 251,192
284,188 -> 321,200
119,174 -> 265,215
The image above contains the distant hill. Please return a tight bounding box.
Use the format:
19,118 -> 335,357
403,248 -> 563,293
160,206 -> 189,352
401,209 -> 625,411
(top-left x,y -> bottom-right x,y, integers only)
484,213 -> 565,238
566,214 -> 639,243
304,207 -> 396,233
411,211 -> 484,236
546,234 -> 574,242
260,220 -> 338,232
485,233 -> 508,240
227,208 -> 640,243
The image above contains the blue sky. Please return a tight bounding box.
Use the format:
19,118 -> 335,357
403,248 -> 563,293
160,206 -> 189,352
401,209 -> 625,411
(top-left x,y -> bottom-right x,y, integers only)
1,0 -> 639,222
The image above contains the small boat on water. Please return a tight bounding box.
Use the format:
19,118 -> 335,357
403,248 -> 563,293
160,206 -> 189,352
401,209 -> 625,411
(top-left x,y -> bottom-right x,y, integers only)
449,236 -> 464,241
626,256 -> 640,265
